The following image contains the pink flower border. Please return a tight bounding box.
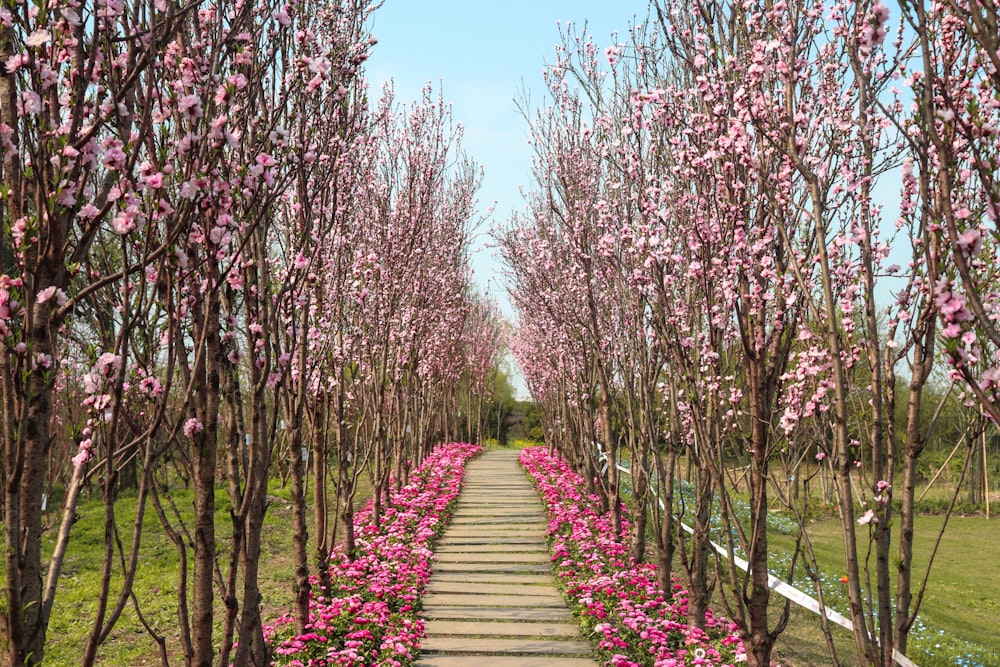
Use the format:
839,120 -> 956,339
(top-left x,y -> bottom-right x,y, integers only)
520,447 -> 746,667
266,442 -> 481,666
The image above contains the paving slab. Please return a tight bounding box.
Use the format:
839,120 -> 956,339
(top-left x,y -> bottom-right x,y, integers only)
428,581 -> 563,597
421,637 -> 592,655
430,572 -> 555,585
438,536 -> 545,545
434,551 -> 550,564
423,620 -> 581,637
431,563 -> 552,574
422,605 -> 575,622
455,506 -> 548,515
450,516 -> 547,525
423,593 -> 568,608
434,540 -> 549,555
417,658 -> 597,667
444,526 -> 547,536
417,450 -> 596,666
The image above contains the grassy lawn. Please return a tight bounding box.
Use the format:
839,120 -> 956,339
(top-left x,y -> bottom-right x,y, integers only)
767,513 -> 1000,666
35,475 -> 370,665
26,452 -> 1000,666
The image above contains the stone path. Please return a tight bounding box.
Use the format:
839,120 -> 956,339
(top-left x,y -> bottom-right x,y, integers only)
416,449 -> 597,667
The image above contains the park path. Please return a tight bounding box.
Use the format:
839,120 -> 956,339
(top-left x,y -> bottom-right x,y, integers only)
416,449 -> 597,667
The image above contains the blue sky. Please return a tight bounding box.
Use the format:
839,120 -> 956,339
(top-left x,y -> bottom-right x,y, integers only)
366,1 -> 648,296
366,2 -> 651,396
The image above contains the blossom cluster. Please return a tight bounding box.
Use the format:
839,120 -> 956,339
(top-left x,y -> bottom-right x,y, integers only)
520,447 -> 744,667
266,442 -> 481,666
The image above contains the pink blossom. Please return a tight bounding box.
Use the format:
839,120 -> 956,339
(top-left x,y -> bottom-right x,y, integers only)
35,286 -> 58,304
183,418 -> 203,437
25,29 -> 50,47
941,322 -> 962,338
20,91 -> 42,115
857,509 -> 877,525
177,94 -> 203,119
94,352 -> 121,378
5,53 -> 27,73
956,228 -> 982,257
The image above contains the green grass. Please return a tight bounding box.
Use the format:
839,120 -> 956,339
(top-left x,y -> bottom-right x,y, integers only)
767,514 -> 1000,666
638,463 -> 1000,665
481,437 -> 543,450
24,459 -> 1000,666
30,475 -> 371,665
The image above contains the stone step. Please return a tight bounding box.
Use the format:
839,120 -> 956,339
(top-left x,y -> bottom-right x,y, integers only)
454,500 -> 543,506
421,606 -> 575,622
427,581 -> 563,597
435,544 -> 549,554
423,620 -> 581,638
450,516 -> 546,525
431,563 -> 551,574
424,592 -> 567,607
442,530 -> 547,539
434,551 -> 550,564
421,636 -> 593,656
417,658 -> 596,667
451,504 -> 548,521
430,572 -> 555,585
438,536 -> 546,546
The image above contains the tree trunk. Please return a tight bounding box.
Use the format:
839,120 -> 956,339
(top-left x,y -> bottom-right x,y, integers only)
4,311 -> 61,666
289,422 -> 310,633
191,286 -> 222,667
687,464 -> 714,632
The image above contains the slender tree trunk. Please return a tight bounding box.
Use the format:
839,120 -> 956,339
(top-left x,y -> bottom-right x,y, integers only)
745,448 -> 773,667
688,462 -> 714,632
289,420 -> 310,633
313,394 -> 332,599
654,443 -> 677,598
191,285 -> 222,667
628,439 -> 649,563
894,321 -> 934,653
600,393 -> 623,539
3,312 -> 60,665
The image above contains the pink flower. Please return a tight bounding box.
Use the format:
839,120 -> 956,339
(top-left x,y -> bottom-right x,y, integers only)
25,29 -> 50,47
112,210 -> 136,235
20,91 -> 42,115
5,53 -> 26,72
36,286 -> 58,304
941,322 -> 962,338
956,228 -> 982,257
857,509 -> 877,525
177,94 -> 203,119
94,352 -> 121,378
183,418 -> 203,437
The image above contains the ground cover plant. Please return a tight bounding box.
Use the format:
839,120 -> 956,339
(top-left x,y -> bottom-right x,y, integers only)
520,446 -> 744,667
624,459 -> 1000,666
266,442 -> 480,666
767,516 -> 1000,667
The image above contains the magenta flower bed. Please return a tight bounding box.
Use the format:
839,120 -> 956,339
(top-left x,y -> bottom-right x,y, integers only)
519,447 -> 744,667
266,442 -> 481,666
